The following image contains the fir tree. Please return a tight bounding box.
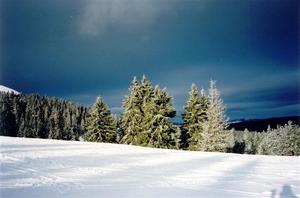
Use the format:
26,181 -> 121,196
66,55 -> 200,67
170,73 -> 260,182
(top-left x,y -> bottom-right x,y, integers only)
120,77 -> 144,145
201,80 -> 229,152
0,92 -> 87,140
258,122 -> 300,156
84,97 -> 116,143
48,106 -> 63,139
226,128 -> 239,153
136,75 -> 155,145
121,76 -> 178,148
114,114 -> 123,143
146,86 -> 178,149
0,93 -> 17,136
182,84 -> 209,150
140,75 -> 155,107
243,129 -> 262,154
120,75 -> 155,145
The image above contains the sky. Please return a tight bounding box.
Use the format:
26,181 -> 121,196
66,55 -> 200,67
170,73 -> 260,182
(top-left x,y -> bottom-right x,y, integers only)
1,0 -> 299,120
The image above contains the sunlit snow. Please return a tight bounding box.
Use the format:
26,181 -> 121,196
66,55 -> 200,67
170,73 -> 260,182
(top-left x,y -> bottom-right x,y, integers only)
0,85 -> 20,95
0,136 -> 299,198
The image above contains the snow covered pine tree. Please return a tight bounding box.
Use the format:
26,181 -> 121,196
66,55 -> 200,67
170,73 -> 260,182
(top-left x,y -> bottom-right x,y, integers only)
84,97 -> 116,143
201,80 -> 229,152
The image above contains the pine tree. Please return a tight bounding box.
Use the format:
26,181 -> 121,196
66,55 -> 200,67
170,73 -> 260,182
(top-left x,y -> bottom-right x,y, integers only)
202,80 -> 229,152
135,75 -> 155,145
243,129 -> 262,154
226,128 -> 237,153
0,93 -> 17,136
114,114 -> 122,143
146,86 -> 178,149
140,75 -> 155,107
242,129 -> 252,154
120,77 -> 144,145
48,105 -> 63,139
121,75 -> 178,148
0,92 -> 87,140
120,75 -> 156,145
258,122 -> 300,156
182,84 -> 209,150
84,97 -> 116,143
285,122 -> 300,155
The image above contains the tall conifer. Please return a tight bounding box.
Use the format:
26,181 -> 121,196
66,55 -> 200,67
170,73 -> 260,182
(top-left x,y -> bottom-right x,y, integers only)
182,84 -> 209,150
146,86 -> 178,148
120,77 -> 143,144
121,76 -> 178,148
84,97 -> 116,143
202,80 -> 228,152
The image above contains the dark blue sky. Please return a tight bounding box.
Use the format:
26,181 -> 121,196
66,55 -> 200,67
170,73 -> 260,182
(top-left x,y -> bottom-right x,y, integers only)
1,0 -> 299,120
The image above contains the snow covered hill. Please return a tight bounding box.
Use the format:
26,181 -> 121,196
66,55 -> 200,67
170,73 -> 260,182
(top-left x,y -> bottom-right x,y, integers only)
0,85 -> 20,94
0,136 -> 299,198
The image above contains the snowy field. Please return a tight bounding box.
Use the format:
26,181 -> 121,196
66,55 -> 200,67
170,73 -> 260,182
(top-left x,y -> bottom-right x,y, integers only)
0,136 -> 299,198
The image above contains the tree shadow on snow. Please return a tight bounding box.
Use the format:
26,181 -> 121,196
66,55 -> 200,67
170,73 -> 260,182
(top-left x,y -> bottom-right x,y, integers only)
271,184 -> 298,198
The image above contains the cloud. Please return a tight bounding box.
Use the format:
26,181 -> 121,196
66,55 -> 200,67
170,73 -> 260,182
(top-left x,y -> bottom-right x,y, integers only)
66,87 -> 129,117
228,103 -> 300,120
151,63 -> 300,119
78,0 -> 161,36
65,93 -> 98,106
110,106 -> 123,115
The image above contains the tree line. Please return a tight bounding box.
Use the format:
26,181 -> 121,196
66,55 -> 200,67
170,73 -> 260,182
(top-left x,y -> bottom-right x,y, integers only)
0,93 -> 88,140
76,76 -> 300,156
230,123 -> 300,155
0,76 -> 299,156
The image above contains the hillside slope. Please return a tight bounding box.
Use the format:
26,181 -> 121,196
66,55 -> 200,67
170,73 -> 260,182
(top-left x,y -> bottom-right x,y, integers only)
0,85 -> 20,94
0,136 -> 299,198
229,116 -> 300,131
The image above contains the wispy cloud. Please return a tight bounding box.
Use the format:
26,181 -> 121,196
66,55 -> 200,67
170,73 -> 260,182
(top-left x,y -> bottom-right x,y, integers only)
78,0 -> 162,36
65,63 -> 299,119
150,63 -> 300,119
66,87 -> 128,114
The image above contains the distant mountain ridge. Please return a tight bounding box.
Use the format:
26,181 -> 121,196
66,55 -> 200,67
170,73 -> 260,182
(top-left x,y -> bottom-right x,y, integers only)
0,85 -> 20,94
228,116 -> 300,132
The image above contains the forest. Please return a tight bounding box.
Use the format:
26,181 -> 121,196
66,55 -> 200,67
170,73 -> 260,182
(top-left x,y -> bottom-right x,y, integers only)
0,93 -> 88,140
1,76 -> 299,156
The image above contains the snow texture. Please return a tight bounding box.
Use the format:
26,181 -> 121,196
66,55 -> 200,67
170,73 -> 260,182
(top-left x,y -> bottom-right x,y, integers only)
0,136 -> 299,198
0,85 -> 20,94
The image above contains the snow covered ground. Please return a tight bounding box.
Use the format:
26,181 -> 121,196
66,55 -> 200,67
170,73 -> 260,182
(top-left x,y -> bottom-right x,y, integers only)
0,136 -> 299,198
0,85 -> 20,94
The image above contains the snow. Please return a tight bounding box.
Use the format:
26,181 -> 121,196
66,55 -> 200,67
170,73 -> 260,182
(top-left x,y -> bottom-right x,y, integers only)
0,85 -> 20,94
0,136 -> 299,198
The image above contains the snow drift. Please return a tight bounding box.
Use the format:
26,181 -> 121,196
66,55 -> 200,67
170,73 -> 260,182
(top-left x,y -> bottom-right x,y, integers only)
0,136 -> 299,198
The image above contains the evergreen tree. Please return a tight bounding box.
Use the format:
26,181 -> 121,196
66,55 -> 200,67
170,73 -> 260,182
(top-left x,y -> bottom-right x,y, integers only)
226,128 -> 239,153
84,97 -> 116,143
0,93 -> 17,136
243,129 -> 262,154
120,77 -> 144,144
0,92 -> 88,140
113,114 -> 123,143
18,95 -> 75,139
140,75 -> 155,107
242,129 -> 252,154
121,75 -> 155,145
146,86 -> 178,149
48,105 -> 63,139
135,75 -> 155,145
182,84 -> 209,150
258,122 -> 300,156
121,76 -> 178,148
201,80 -> 229,152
